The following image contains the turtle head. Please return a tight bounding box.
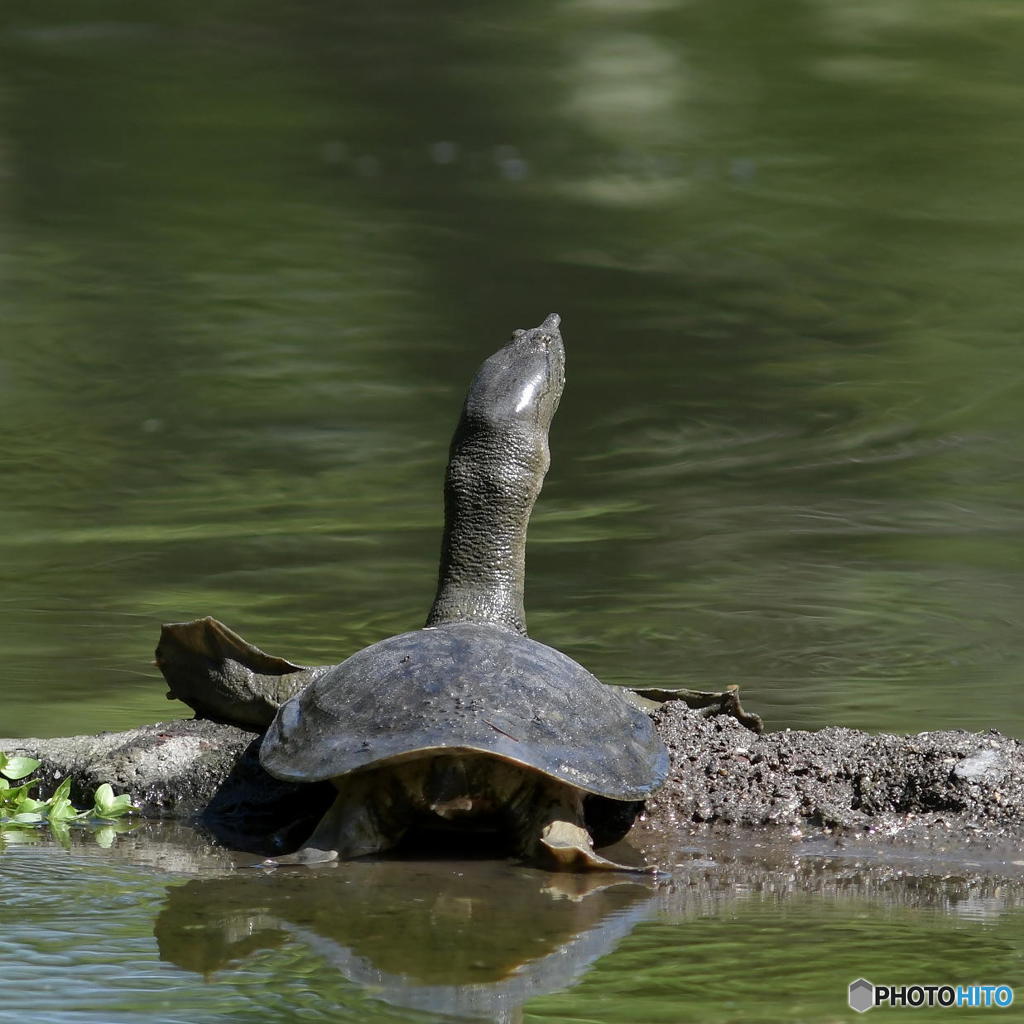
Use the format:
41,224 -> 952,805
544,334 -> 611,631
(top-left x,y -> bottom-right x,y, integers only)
463,313 -> 565,438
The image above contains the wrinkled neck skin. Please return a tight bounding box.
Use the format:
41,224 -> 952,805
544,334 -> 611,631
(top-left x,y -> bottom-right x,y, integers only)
426,314 -> 565,636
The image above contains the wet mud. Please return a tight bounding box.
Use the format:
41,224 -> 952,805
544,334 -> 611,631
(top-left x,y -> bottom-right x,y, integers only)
643,704 -> 1024,854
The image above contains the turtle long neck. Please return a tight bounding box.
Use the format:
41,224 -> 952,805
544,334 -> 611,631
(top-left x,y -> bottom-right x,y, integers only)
426,314 -> 565,636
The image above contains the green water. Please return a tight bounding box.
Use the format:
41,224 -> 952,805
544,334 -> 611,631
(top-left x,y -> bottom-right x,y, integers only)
3,832 -> 1024,1023
3,0 -> 1024,1020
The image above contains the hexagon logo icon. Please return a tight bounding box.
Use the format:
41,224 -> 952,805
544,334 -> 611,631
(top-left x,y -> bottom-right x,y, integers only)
849,978 -> 874,1013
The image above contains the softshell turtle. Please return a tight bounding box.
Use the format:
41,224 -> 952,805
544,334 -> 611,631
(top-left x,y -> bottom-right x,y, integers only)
156,314 -> 762,871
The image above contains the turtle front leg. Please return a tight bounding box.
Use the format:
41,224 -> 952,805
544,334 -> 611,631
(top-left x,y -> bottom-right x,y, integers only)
262,773 -> 406,867
519,781 -> 653,874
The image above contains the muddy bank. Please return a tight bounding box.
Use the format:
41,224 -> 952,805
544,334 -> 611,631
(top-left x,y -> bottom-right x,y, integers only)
644,704 -> 1024,848
1,720 -> 252,817
5,705 -> 1024,856
0,720 -> 333,854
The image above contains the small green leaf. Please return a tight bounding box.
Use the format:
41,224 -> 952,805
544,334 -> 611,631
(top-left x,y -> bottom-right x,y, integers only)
1,756 -> 41,781
10,811 -> 44,824
47,800 -> 79,823
47,777 -> 77,822
1,781 -> 37,806
106,796 -> 137,818
92,783 -> 137,819
50,777 -> 72,801
93,783 -> 114,814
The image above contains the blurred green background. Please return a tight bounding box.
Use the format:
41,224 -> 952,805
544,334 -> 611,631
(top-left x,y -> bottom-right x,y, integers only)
2,0 -> 1023,738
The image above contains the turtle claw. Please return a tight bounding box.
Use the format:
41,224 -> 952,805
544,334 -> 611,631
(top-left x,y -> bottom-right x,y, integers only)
630,683 -> 764,734
538,821 -> 654,874
258,847 -> 339,868
260,781 -> 404,867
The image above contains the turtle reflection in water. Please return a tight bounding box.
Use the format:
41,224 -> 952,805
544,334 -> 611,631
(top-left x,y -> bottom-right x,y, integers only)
157,315 -> 761,871
155,860 -> 656,1021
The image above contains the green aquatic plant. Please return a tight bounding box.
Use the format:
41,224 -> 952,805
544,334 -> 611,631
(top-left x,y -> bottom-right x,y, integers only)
0,752 -> 137,847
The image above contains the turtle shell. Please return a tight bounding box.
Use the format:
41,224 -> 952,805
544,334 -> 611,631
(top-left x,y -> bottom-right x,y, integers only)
259,621 -> 668,801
